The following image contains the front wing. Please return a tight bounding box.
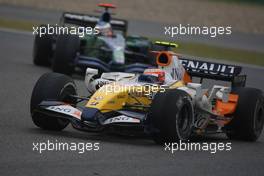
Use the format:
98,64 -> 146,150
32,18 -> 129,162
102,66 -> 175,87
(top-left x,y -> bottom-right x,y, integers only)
34,101 -> 143,130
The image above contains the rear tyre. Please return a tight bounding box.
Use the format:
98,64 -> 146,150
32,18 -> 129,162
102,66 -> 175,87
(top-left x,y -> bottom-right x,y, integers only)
52,34 -> 80,75
149,89 -> 194,144
226,87 -> 264,141
30,73 -> 77,130
33,25 -> 53,66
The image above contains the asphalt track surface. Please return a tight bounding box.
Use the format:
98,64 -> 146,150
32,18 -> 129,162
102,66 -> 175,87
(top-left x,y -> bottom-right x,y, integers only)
0,30 -> 264,176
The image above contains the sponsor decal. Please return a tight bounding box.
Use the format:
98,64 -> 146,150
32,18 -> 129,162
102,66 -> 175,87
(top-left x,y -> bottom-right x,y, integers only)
179,59 -> 236,76
64,13 -> 125,25
90,102 -> 99,106
97,80 -> 111,88
64,13 -> 98,22
103,115 -> 140,125
93,96 -> 103,101
46,105 -> 82,120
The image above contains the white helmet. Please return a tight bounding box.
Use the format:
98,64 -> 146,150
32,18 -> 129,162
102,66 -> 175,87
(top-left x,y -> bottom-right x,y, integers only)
95,22 -> 113,37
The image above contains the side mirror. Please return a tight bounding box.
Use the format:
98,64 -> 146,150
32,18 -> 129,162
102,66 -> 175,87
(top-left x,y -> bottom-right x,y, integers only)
86,68 -> 98,75
85,68 -> 99,93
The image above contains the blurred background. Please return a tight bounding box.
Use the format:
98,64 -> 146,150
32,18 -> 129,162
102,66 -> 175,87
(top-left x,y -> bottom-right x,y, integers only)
0,0 -> 263,65
1,0 -> 264,33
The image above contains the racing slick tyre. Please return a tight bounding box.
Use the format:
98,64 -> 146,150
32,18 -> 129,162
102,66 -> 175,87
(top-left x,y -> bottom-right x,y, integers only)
149,89 -> 194,144
226,87 -> 264,141
30,73 -> 77,131
52,34 -> 80,75
33,25 -> 53,66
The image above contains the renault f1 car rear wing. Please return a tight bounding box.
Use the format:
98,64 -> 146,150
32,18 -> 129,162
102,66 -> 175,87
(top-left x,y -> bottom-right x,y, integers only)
60,12 -> 128,35
178,55 -> 247,87
152,41 -> 246,87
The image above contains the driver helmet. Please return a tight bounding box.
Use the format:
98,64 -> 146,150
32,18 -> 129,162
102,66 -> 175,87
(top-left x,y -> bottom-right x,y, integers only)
143,68 -> 165,83
95,22 -> 113,37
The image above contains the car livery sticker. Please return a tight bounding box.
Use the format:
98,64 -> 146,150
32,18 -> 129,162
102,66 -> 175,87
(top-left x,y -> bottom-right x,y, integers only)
103,115 -> 140,125
46,105 -> 82,120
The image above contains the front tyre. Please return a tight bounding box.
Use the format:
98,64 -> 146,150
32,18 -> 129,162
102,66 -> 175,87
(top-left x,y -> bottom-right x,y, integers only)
52,34 -> 80,75
30,73 -> 77,130
149,89 -> 194,144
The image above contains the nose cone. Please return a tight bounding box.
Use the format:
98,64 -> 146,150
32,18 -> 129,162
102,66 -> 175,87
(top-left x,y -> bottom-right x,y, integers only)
85,83 -> 129,112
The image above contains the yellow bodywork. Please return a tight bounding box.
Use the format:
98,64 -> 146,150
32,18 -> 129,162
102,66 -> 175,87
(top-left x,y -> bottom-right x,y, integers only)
85,81 -> 186,113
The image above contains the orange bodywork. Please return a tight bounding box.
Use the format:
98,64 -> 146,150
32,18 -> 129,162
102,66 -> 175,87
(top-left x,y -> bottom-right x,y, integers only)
183,72 -> 192,83
214,94 -> 239,116
156,52 -> 173,67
